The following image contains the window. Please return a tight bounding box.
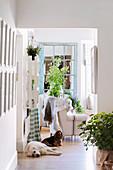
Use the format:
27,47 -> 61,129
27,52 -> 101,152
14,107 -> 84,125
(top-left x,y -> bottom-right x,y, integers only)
39,43 -> 78,97
83,42 -> 93,100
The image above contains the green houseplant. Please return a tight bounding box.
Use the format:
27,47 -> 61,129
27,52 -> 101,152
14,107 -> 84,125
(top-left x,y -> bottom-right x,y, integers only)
75,100 -> 85,114
47,57 -> 69,97
26,45 -> 41,60
78,112 -> 113,151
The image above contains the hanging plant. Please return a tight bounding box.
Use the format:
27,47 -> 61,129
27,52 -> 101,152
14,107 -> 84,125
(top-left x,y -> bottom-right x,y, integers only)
26,45 -> 41,60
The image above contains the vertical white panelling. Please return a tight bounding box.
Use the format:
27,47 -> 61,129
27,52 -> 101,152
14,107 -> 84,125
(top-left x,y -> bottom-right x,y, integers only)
8,72 -> 10,110
1,72 -> 5,114
7,71 -> 15,111
0,20 -> 1,65
12,72 -> 15,107
12,31 -> 16,66
6,72 -> 9,111
0,20 -> 5,65
4,24 -> 9,66
0,0 -> 17,168
0,72 -> 2,116
1,20 -> 5,65
8,28 -> 13,66
4,72 -> 7,112
10,72 -> 12,109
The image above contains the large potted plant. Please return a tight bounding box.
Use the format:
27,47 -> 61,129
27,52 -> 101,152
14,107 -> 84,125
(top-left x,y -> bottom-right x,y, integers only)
78,112 -> 113,166
26,45 -> 41,60
47,57 -> 68,97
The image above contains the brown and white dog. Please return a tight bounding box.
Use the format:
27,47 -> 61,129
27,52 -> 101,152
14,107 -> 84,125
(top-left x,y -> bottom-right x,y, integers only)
27,141 -> 62,157
42,130 -> 63,146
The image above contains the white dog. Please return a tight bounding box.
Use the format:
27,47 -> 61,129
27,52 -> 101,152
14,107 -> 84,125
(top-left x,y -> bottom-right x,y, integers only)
26,141 -> 62,157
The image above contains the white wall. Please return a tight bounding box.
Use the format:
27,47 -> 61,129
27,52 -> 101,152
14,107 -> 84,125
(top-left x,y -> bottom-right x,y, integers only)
0,0 -> 16,27
34,28 -> 96,104
16,0 -> 113,113
0,0 -> 17,170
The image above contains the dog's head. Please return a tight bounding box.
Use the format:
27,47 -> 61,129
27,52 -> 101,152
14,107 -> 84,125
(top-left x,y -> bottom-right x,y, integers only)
27,147 -> 41,157
54,130 -> 63,139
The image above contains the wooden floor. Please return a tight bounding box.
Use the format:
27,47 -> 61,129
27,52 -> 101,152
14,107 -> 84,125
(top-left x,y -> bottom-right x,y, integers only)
16,137 -> 102,170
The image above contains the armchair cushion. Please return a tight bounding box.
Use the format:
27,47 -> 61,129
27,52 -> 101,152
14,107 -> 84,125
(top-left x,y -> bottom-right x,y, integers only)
67,111 -> 75,121
75,114 -> 87,121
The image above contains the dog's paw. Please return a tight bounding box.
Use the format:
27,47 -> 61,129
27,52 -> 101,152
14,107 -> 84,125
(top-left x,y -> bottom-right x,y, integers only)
58,152 -> 62,156
51,147 -> 57,150
59,143 -> 62,146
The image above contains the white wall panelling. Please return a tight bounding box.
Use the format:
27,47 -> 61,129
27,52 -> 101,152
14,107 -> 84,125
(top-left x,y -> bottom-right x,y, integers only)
4,72 -> 6,112
0,20 -> 1,65
0,1 -> 17,169
0,19 -> 5,66
8,28 -> 13,66
0,72 -> 2,116
1,72 -> 5,115
4,24 -> 9,66
1,20 -> 5,65
8,72 -> 11,110
0,19 -> 16,116
12,31 -> 16,66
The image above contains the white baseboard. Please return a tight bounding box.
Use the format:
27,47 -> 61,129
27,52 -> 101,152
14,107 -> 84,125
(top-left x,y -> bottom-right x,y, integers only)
6,151 -> 17,170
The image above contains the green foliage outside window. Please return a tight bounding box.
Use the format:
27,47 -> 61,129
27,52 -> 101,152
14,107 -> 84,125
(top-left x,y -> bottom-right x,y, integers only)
47,57 -> 69,97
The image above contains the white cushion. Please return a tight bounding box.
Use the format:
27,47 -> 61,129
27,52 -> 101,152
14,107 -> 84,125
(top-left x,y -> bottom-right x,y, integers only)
75,114 -> 87,121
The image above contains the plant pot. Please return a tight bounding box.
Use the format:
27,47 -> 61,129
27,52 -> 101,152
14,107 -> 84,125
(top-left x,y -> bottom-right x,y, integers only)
93,147 -> 113,166
32,55 -> 35,60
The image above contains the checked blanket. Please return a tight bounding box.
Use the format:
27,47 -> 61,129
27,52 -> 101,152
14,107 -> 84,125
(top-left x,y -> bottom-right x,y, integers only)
28,108 -> 41,142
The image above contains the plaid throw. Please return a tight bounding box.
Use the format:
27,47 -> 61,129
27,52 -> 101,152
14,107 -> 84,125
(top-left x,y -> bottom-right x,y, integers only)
28,108 -> 41,142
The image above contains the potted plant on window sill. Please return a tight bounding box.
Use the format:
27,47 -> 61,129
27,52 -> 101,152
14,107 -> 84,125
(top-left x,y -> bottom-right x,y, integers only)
78,112 -> 113,167
75,99 -> 85,114
47,57 -> 69,97
26,45 -> 41,60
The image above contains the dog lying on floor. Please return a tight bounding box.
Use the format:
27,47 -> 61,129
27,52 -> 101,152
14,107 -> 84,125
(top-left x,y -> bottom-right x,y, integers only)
41,130 -> 63,146
26,141 -> 62,157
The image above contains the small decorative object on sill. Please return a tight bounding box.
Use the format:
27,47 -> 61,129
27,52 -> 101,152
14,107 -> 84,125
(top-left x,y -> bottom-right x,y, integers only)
26,45 -> 41,60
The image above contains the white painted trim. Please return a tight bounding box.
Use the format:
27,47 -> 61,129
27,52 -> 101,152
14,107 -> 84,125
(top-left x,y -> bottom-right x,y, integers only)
16,137 -> 27,152
6,151 -> 17,170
